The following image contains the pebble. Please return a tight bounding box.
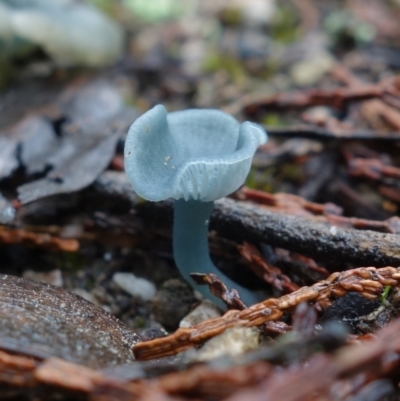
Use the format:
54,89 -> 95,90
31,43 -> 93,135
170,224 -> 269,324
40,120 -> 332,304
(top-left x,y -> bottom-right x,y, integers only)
180,300 -> 221,328
112,272 -> 156,302
1,1 -> 124,67
23,269 -> 63,287
290,50 -> 336,86
152,279 -> 196,329
186,327 -> 260,362
72,288 -> 99,305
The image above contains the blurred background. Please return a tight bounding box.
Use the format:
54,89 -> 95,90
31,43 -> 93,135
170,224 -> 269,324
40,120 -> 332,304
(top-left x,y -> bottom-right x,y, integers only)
2,0 -> 400,215
1,0 -> 398,109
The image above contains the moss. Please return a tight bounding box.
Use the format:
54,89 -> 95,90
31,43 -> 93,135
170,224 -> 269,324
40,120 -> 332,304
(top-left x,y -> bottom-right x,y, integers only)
261,112 -> 285,127
246,169 -> 275,193
220,7 -> 243,26
279,162 -> 304,183
270,5 -> 299,44
203,52 -> 246,82
380,285 -> 392,304
121,0 -> 193,22
259,58 -> 281,80
86,0 -> 116,14
58,251 -> 84,273
324,11 -> 376,49
0,59 -> 15,89
132,316 -> 146,329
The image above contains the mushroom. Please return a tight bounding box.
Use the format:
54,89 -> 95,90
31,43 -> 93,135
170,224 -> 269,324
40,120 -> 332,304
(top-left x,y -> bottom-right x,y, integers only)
124,105 -> 267,308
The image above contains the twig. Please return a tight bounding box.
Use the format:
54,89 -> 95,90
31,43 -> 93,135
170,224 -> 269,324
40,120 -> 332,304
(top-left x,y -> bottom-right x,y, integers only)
132,266 -> 400,360
238,242 -> 299,293
91,173 -> 400,266
191,273 -> 248,310
212,198 -> 400,266
263,126 -> 400,141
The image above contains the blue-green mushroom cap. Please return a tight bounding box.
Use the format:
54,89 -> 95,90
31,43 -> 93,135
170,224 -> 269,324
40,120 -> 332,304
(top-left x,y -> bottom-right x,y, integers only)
124,105 -> 267,202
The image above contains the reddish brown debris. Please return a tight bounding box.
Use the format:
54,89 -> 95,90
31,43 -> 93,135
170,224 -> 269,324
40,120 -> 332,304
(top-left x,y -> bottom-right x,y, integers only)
154,362 -> 272,399
244,75 -> 400,115
261,321 -> 291,335
132,266 -> 400,360
34,358 -> 106,393
331,64 -> 400,133
0,350 -> 37,387
237,187 -> 342,217
0,226 -> 79,252
326,214 -> 400,234
274,250 -> 329,278
238,242 -> 299,293
244,64 -> 400,147
226,316 -> 400,401
4,316 -> 400,401
361,98 -> 400,131
191,273 -> 248,310
348,158 -> 400,181
245,84 -> 382,113
239,186 -> 400,234
379,185 -> 400,204
291,302 -> 317,338
110,154 -> 124,171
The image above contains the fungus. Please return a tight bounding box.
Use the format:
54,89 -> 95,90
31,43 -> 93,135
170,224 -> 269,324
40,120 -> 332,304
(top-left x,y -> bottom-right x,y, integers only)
124,105 -> 267,308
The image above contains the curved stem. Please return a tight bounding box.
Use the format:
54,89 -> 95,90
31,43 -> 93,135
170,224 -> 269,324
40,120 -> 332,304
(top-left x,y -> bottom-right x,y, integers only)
173,199 -> 260,309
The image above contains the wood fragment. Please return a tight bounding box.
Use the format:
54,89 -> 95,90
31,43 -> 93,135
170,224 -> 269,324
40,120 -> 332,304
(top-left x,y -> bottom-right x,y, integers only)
34,358 -> 105,393
349,157 -> 400,180
211,198 -> 400,266
263,125 -> 400,141
0,226 -> 79,252
226,316 -> 400,401
244,84 -> 384,113
191,273 -> 248,310
91,172 -> 400,266
240,187 -> 400,233
132,266 -> 400,360
238,242 -> 299,293
237,187 -> 342,217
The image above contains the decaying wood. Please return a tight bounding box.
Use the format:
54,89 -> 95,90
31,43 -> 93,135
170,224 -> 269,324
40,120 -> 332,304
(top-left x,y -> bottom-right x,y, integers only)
262,125 -> 400,141
0,226 -> 79,252
324,214 -> 400,234
132,266 -> 400,360
212,198 -> 400,266
238,242 -> 299,293
191,273 -> 248,310
91,172 -> 400,267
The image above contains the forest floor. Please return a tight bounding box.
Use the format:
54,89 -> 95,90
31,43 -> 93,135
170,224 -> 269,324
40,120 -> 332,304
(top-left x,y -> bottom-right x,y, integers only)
1,1 -> 400,400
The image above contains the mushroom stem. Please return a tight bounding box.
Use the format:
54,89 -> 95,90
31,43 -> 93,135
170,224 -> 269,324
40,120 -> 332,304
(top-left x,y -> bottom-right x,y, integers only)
173,198 -> 260,309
